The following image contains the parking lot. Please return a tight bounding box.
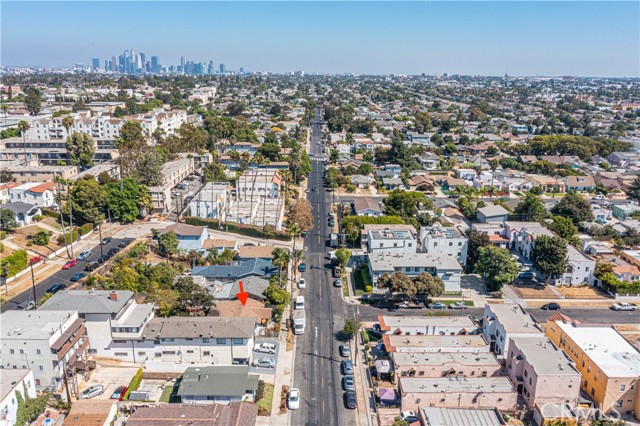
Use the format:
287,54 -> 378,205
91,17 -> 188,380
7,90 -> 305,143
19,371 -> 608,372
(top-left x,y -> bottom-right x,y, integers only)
77,366 -> 139,400
171,175 -> 203,217
250,338 -> 280,376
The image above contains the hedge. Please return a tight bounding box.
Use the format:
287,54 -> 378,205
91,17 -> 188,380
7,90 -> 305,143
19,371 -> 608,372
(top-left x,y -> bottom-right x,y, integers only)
0,249 -> 28,277
123,368 -> 143,400
56,229 -> 79,246
184,217 -> 292,241
78,223 -> 93,236
40,208 -> 60,220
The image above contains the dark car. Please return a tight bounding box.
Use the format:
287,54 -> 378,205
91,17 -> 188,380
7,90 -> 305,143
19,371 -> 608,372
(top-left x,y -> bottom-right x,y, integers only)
70,272 -> 86,282
541,303 -> 561,310
85,261 -> 99,272
107,247 -> 121,257
97,255 -> 109,264
101,237 -> 112,245
118,239 -> 132,248
328,218 -> 335,227
344,391 -> 357,409
46,283 -> 66,294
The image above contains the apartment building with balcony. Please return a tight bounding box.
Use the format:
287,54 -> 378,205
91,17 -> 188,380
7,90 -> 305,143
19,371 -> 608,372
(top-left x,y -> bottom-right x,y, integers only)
366,228 -> 418,254
482,303 -> 543,358
419,225 -> 468,266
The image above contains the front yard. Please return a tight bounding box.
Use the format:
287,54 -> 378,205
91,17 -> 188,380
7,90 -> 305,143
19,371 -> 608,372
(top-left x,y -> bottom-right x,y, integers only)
256,381 -> 274,416
510,284 -> 560,299
555,285 -> 610,299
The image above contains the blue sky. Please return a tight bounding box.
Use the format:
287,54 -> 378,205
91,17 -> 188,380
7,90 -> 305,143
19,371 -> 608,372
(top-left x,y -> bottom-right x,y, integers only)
2,1 -> 638,76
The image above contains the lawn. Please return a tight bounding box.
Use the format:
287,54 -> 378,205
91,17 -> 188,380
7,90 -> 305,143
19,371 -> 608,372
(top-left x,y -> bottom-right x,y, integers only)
342,277 -> 350,298
256,381 -> 274,416
351,269 -> 368,296
159,384 -> 180,403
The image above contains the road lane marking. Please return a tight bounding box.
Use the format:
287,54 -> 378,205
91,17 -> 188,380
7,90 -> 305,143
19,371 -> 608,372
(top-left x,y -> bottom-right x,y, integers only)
322,400 -> 325,414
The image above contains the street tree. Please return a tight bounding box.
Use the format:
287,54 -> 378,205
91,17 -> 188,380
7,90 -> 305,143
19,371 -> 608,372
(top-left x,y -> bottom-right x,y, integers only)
376,271 -> 416,296
551,191 -> 594,224
465,229 -> 490,272
66,132 -> 96,168
475,246 -> 521,291
341,318 -> 363,341
412,272 -> 445,298
271,247 -> 291,287
335,248 -> 351,268
288,199 -> 314,231
532,235 -> 568,284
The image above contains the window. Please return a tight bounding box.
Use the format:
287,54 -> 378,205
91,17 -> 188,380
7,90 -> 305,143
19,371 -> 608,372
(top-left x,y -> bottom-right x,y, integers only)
36,349 -> 41,355
524,370 -> 528,377
449,242 -> 453,246
9,349 -> 14,354
620,384 -> 626,392
186,350 -> 194,354
203,351 -> 210,356
616,400 -> 623,408
232,338 -> 243,345
216,338 -> 227,345
39,366 -> 43,371
115,352 -> 128,357
203,338 -> 210,343
19,349 -> 24,354
481,371 -> 487,377
591,388 -> 595,397
458,242 -> 462,246
35,379 -> 40,386
594,373 -> 598,382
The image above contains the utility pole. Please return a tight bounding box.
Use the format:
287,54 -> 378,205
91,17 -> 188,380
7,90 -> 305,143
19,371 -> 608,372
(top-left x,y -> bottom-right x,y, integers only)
30,261 -> 37,306
98,223 -> 104,258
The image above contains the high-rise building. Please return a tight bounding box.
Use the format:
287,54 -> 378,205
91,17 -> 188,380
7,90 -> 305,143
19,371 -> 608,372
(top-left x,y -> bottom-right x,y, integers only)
151,56 -> 160,73
91,58 -> 100,70
139,53 -> 146,72
219,63 -> 226,74
111,56 -> 117,72
239,67 -> 245,74
208,60 -> 214,75
181,56 -> 186,73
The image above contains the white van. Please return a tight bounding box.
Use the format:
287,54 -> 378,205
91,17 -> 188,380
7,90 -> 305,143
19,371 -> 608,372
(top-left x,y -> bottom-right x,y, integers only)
294,296 -> 305,310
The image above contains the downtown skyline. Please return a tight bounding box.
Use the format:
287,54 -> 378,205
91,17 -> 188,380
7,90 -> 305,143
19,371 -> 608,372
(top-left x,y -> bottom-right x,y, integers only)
2,1 -> 639,77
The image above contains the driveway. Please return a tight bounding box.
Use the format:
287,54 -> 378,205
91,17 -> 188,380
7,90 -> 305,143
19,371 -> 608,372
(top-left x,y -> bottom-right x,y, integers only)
77,366 -> 139,400
250,338 -> 280,376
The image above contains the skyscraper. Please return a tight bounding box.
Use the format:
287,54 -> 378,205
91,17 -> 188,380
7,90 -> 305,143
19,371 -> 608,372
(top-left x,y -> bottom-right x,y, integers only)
111,56 -> 117,72
208,60 -> 214,75
151,56 -> 160,73
219,63 -> 226,74
181,56 -> 186,73
239,67 -> 245,74
91,58 -> 100,70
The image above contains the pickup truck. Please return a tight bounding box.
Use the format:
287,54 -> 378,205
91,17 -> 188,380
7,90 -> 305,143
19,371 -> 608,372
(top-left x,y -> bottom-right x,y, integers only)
611,302 -> 637,311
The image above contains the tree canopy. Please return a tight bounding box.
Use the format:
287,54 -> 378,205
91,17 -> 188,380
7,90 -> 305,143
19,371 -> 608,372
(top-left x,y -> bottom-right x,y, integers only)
475,246 -> 520,291
66,132 -> 96,168
532,235 -> 568,282
551,191 -> 594,224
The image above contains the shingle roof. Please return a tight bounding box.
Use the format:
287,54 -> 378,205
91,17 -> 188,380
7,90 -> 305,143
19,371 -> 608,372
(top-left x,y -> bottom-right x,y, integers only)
192,259 -> 278,280
39,290 -> 133,315
125,403 -> 258,426
139,316 -> 255,340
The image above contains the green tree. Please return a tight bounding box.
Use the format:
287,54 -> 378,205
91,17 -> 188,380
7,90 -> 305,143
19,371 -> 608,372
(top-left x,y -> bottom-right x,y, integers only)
465,229 -> 490,272
383,190 -> 431,222
513,193 -> 547,221
271,247 -> 290,287
25,87 -> 42,116
475,246 -> 520,291
335,248 -> 351,268
135,150 -> 164,186
551,191 -> 594,224
105,178 -> 151,222
116,120 -> 146,178
67,176 -> 107,225
412,272 -> 445,298
392,418 -> 410,426
548,215 -> 578,240
413,111 -> 432,132
376,271 -> 416,296
627,176 -> 640,202
174,276 -> 213,313
32,231 -> 49,246
264,283 -> 290,306
0,209 -> 18,232
66,132 -> 96,168
0,168 -> 13,182
532,235 -> 568,283
330,149 -> 340,163
158,231 -> 179,258
341,318 -> 363,341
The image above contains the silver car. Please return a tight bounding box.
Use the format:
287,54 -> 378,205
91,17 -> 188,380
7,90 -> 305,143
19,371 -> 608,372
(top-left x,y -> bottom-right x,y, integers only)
78,384 -> 104,399
252,358 -> 276,369
342,375 -> 355,391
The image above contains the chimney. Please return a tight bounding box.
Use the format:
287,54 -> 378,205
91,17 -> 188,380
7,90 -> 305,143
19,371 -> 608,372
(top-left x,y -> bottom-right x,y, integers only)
109,290 -> 119,301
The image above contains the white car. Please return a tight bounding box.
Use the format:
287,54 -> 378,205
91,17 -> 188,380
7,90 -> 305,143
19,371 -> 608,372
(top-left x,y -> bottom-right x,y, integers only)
254,342 -> 277,354
78,384 -> 104,399
287,388 -> 301,410
611,302 -> 637,311
298,278 -> 306,289
400,411 -> 419,423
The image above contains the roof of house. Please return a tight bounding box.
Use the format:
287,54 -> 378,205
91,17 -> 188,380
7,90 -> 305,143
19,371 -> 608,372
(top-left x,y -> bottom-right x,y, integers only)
477,204 -> 509,218
139,316 -> 255,340
237,245 -> 277,259
212,298 -> 272,321
383,334 -> 488,351
39,290 -> 133,315
566,175 -> 595,187
484,303 -> 542,334
1,310 -> 77,341
0,369 -> 31,400
510,336 -> 580,376
202,239 -> 238,250
392,352 -> 500,368
0,201 -> 38,214
62,400 -> 117,426
400,376 -> 514,394
353,197 -> 382,213
27,182 -> 56,193
378,315 -> 475,331
419,407 -> 505,426
192,259 -> 278,280
368,252 -> 462,272
159,223 -> 207,237
177,366 -> 259,397
125,403 -> 258,426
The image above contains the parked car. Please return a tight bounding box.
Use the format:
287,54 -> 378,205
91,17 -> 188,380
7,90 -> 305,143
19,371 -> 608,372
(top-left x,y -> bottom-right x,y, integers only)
344,391 -> 357,409
287,388 -> 300,410
611,302 -> 637,311
78,384 -> 104,399
342,375 -> 355,391
77,250 -> 91,261
62,259 -> 78,270
518,271 -> 535,280
427,302 -> 446,309
17,300 -> 36,311
46,283 -> 65,294
334,278 -> 343,287
298,263 -> 306,273
301,231 -> 308,237
328,218 -> 335,227
176,183 -> 187,190
97,255 -> 109,264
107,247 -> 121,257
70,272 -> 86,282
110,385 -> 128,401
341,360 -> 353,375
339,344 -> 351,357
253,342 -> 277,354
252,358 -> 276,369
101,237 -> 112,245
85,261 -> 99,272
400,411 -> 420,423
298,278 -> 306,289
118,239 -> 132,248
333,267 -> 342,278
447,301 -> 468,310
541,303 -> 561,310
398,300 -> 423,309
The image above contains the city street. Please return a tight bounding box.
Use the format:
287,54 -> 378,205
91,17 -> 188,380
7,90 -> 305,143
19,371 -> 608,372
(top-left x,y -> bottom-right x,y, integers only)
291,110 -> 357,426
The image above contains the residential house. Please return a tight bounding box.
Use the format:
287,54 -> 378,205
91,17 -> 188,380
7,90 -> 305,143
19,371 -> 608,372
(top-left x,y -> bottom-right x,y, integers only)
366,228 -> 417,254
382,335 -> 490,354
482,303 -> 543,357
377,315 -> 478,336
612,203 -> 639,220
350,174 -> 375,189
62,400 -> 118,426
368,252 -> 463,293
237,245 -> 276,260
418,407 -> 507,426
382,177 -> 405,190
476,204 -> 509,223
360,224 -> 416,248
419,226 -> 468,266
408,174 -> 436,191
203,239 -> 239,257
0,369 -> 36,425
557,246 -> 595,286
0,182 -> 18,204
0,202 -> 41,227
441,177 -> 469,191
148,154 -> 197,213
399,377 -> 517,412
392,352 -> 501,379
5,164 -> 79,184
565,176 -> 596,192
546,314 -> 640,419
353,197 -> 383,217
192,259 -> 278,283
8,182 -> 57,208
210,298 -> 272,326
472,223 -> 509,249
506,336 -> 581,409
525,175 -> 564,193
0,311 -> 89,391
455,169 -> 477,181
177,366 -> 259,404
125,402 -> 258,426
159,223 -> 208,253
608,151 -> 640,168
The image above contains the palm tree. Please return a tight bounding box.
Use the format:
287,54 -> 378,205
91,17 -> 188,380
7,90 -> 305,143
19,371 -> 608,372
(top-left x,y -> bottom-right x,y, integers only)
489,158 -> 500,200
271,247 -> 290,288
17,120 -> 30,166
61,114 -> 74,140
240,151 -> 251,222
291,248 -> 304,271
1,102 -> 8,126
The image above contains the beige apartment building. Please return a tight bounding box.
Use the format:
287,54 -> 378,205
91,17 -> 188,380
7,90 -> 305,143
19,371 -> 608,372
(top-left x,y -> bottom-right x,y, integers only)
392,351 -> 502,379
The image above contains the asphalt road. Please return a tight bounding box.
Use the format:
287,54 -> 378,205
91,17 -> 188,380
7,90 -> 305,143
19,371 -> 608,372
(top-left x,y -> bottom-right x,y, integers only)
292,111 -> 356,426
2,236 -> 126,312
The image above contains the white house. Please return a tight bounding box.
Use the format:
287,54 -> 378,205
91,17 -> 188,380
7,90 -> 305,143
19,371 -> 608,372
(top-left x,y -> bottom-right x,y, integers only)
189,182 -> 230,220
557,246 -> 595,286
482,303 -> 543,358
368,252 -> 463,293
0,369 -> 36,425
159,223 -> 208,252
366,228 -> 417,254
8,182 -> 57,208
378,315 -> 478,336
455,169 -> 477,181
419,226 -> 468,267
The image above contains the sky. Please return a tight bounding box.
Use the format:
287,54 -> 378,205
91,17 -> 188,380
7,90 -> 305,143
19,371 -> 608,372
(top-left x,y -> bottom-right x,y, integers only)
2,1 -> 639,77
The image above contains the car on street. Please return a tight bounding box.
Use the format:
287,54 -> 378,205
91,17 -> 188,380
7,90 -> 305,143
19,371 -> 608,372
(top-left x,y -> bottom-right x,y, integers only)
301,231 -> 308,237
305,188 -> 310,193
85,261 -> 99,272
341,360 -> 353,375
77,250 -> 91,261
110,385 -> 128,401
426,302 -> 446,309
78,384 -> 104,399
334,278 -> 342,287
611,302 -> 637,311
339,344 -> 351,357
118,239 -> 132,248
46,283 -> 66,294
62,259 -> 78,270
328,218 -> 335,227
107,247 -> 121,257
101,237 -> 112,245
253,342 -> 277,354
287,388 -> 300,410
298,263 -> 306,272
398,300 -> 423,309
344,391 -> 357,409
333,267 -> 342,278
518,271 -> 535,280
541,303 -> 561,310
400,411 -> 420,423
447,301 -> 468,309
342,375 -> 355,391
70,272 -> 86,282
328,213 -> 335,221
252,358 -> 276,369
97,255 -> 110,264
176,183 -> 187,190
17,300 -> 36,311
298,278 -> 306,289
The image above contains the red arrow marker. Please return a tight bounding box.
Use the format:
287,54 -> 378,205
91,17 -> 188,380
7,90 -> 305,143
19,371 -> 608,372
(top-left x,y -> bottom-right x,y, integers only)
236,280 -> 249,306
